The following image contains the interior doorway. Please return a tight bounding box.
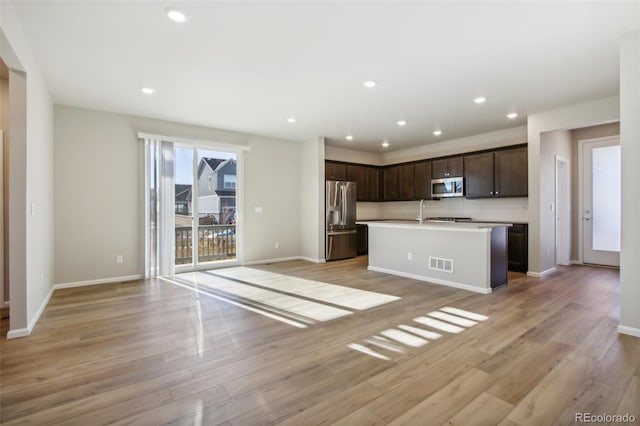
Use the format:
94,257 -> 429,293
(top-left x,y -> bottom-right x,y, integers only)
555,156 -> 571,266
579,136 -> 621,267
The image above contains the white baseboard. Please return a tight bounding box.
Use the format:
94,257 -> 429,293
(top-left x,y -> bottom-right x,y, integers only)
54,274 -> 144,290
7,327 -> 30,339
570,260 -> 582,265
298,256 -> 326,264
618,325 -> 640,338
526,267 -> 557,278
7,284 -> 55,339
368,266 -> 492,294
243,256 -> 326,266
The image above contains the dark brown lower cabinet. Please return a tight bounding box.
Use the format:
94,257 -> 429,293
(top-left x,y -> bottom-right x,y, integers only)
508,223 -> 528,272
356,224 -> 368,255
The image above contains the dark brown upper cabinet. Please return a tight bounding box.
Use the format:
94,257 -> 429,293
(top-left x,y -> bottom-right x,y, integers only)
346,164 -> 369,201
367,167 -> 382,202
432,156 -> 464,178
397,164 -> 415,200
383,165 -> 400,201
325,162 -> 347,181
464,152 -> 496,198
495,147 -> 528,197
464,146 -> 528,199
413,161 -> 432,199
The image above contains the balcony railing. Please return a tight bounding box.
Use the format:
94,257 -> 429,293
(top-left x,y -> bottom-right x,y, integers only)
175,225 -> 236,265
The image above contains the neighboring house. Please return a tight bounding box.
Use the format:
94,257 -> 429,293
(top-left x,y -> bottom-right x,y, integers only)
197,158 -> 236,224
174,184 -> 192,215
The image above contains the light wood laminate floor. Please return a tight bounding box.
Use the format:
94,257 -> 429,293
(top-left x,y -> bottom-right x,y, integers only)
1,257 -> 638,425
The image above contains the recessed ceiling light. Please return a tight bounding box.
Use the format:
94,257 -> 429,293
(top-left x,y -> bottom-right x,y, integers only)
166,8 -> 188,23
382,141 -> 390,148
287,117 -> 296,123
506,112 -> 518,119
397,120 -> 407,126
474,96 -> 487,104
363,80 -> 377,88
141,87 -> 155,95
433,130 -> 442,136
345,135 -> 354,141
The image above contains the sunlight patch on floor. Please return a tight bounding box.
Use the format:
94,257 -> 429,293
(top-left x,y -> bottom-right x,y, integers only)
212,267 -> 401,310
348,306 -> 490,361
161,276 -> 309,328
179,272 -> 352,322
347,343 -> 391,361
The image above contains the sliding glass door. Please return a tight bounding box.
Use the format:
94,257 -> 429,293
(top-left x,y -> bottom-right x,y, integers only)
174,146 -> 238,269
144,133 -> 242,276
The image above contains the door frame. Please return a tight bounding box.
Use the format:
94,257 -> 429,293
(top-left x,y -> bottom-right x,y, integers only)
577,135 -> 621,265
173,145 -> 245,274
555,155 -> 571,266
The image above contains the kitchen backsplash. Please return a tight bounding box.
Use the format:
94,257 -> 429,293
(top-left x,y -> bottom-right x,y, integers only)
357,198 -> 529,223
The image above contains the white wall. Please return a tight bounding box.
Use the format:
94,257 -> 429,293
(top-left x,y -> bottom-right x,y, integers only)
619,30 -> 640,335
324,145 -> 383,166
1,75 -> 7,303
54,105 -> 305,284
243,135 -> 301,262
299,137 -> 324,262
539,130 -> 572,272
1,1 -> 55,337
527,96 -> 619,274
382,126 -> 527,165
382,198 -> 528,223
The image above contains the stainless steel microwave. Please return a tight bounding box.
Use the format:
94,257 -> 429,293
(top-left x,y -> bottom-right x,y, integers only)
431,177 -> 464,198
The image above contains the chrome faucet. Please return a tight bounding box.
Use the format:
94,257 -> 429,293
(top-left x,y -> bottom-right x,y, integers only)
418,199 -> 426,224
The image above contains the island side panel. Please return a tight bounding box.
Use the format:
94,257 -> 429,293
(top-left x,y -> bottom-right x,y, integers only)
367,225 -> 491,293
490,226 -> 508,288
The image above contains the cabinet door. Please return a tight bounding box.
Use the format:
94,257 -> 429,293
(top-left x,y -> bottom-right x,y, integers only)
398,164 -> 415,200
367,167 -> 382,201
431,159 -> 449,179
325,162 -> 347,181
495,147 -> 528,197
383,166 -> 399,201
464,152 -> 495,198
347,165 -> 369,201
413,161 -> 432,199
508,224 -> 528,272
448,156 -> 464,177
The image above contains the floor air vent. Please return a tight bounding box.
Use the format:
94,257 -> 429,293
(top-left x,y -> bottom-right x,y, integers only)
429,256 -> 454,273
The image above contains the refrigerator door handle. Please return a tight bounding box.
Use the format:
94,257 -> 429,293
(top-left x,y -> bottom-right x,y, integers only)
327,230 -> 357,236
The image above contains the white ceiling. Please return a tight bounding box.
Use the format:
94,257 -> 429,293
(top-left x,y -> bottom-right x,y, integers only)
10,1 -> 640,153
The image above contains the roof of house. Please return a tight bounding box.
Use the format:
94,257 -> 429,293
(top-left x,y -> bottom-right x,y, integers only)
198,158 -> 236,178
175,184 -> 192,202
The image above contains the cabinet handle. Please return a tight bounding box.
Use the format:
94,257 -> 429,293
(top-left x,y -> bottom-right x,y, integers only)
490,191 -> 493,195
495,191 -> 500,195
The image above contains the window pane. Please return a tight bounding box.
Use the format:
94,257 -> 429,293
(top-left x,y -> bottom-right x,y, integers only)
196,150 -> 237,263
592,145 -> 621,252
175,147 -> 194,265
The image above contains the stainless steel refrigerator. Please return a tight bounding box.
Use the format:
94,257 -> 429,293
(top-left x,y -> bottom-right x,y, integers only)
326,180 -> 357,260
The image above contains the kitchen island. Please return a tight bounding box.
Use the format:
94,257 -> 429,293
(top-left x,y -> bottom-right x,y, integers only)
358,220 -> 511,294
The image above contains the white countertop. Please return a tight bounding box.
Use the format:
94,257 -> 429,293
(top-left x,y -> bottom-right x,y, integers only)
357,220 -> 512,232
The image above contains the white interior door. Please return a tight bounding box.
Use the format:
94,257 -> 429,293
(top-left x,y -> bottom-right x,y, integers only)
582,137 -> 620,266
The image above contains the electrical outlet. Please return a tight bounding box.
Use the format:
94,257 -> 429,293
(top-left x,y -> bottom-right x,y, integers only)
116,255 -> 124,264
407,252 -> 413,260
546,249 -> 550,257
274,242 -> 279,249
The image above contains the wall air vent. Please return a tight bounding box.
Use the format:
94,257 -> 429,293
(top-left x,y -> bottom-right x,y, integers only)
429,256 -> 454,273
